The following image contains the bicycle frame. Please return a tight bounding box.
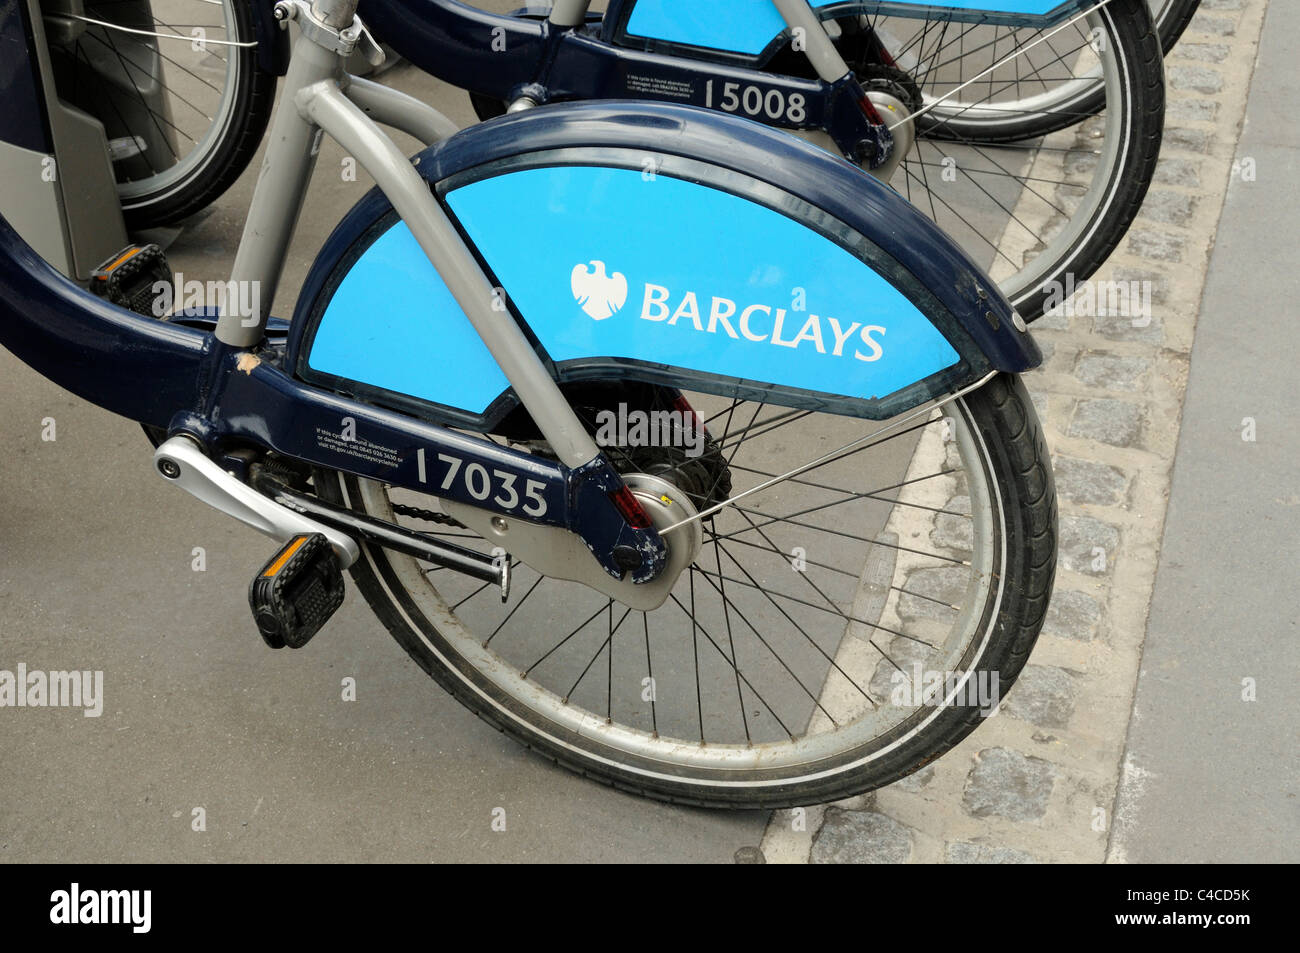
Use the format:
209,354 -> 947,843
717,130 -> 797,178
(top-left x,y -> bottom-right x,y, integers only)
0,0 -> 1041,597
357,0 -> 1103,162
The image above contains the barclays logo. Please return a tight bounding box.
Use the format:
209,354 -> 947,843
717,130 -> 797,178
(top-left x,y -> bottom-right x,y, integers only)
571,262 -> 889,363
570,260 -> 628,321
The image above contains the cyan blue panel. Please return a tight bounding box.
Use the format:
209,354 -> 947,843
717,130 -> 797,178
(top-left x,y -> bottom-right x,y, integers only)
445,165 -> 958,403
307,222 -> 510,413
624,0 -> 1074,55
625,0 -> 791,56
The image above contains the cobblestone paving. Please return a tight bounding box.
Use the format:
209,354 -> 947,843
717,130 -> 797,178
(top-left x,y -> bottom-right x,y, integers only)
761,0 -> 1270,863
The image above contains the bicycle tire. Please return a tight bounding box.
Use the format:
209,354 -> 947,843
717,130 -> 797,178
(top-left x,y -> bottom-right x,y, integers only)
309,371 -> 1055,808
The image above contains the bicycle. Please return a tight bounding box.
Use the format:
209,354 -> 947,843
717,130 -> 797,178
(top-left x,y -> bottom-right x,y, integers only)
48,0 -> 1168,322
2,0 -> 1056,807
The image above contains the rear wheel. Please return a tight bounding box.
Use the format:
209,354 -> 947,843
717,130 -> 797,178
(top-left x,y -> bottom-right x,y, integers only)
314,374 -> 1056,808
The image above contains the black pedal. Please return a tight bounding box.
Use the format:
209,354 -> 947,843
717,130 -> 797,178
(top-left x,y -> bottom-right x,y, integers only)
88,243 -> 171,318
248,533 -> 345,649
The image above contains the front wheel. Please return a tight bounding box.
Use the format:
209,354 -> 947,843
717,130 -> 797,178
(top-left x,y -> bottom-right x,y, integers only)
314,374 -> 1056,808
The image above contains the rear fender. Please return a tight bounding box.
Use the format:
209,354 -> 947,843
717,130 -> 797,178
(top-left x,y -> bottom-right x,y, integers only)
288,101 -> 1039,432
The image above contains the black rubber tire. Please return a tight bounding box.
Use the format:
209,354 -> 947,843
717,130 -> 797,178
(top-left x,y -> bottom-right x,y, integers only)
1155,0 -> 1203,55
313,373 -> 1057,809
114,1 -> 277,229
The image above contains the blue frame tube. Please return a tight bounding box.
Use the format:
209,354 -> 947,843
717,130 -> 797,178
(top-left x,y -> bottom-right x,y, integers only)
360,0 -> 1096,101
359,0 -> 852,135
0,218 -> 210,427
0,215 -> 662,581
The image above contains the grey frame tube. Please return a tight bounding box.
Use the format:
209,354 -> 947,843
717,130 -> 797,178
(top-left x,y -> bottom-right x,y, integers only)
342,74 -> 459,146
219,0 -> 601,469
220,34 -> 339,347
771,0 -> 853,83
547,0 -> 591,27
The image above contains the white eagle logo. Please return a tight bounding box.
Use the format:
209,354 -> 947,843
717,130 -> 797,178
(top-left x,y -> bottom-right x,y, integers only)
570,260 -> 628,321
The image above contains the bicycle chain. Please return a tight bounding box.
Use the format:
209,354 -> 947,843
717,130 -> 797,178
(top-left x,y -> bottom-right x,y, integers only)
390,501 -> 464,528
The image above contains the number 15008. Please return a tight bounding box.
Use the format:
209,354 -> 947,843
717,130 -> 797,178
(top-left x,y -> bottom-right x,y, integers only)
704,80 -> 807,123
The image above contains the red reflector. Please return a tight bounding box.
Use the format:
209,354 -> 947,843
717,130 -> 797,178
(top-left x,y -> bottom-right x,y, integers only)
609,485 -> 653,529
858,93 -> 884,125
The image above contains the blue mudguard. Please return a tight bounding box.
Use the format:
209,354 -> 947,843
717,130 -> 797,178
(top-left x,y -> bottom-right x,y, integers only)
289,100 -> 1039,430
608,0 -> 1094,58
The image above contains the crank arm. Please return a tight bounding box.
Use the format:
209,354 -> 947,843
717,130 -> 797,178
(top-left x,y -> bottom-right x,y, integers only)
154,436 -> 361,567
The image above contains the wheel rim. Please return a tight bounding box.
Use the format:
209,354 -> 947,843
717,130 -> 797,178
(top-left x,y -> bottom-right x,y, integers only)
337,394 -> 1008,784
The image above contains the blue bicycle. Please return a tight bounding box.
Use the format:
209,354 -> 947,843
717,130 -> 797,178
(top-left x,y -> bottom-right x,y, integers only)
2,0 -> 1056,806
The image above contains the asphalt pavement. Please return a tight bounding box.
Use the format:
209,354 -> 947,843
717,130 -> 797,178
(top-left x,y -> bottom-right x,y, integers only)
1108,0 -> 1300,864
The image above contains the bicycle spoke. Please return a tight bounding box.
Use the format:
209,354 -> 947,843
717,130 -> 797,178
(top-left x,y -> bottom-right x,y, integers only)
727,505 -> 969,567
484,575 -> 543,647
690,562 -> 937,653
707,526 -> 883,705
688,570 -> 704,741
726,460 -> 973,519
523,599 -> 610,677
711,538 -> 750,744
689,561 -> 845,728
642,613 -> 658,736
669,585 -> 794,741
561,602 -> 632,706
